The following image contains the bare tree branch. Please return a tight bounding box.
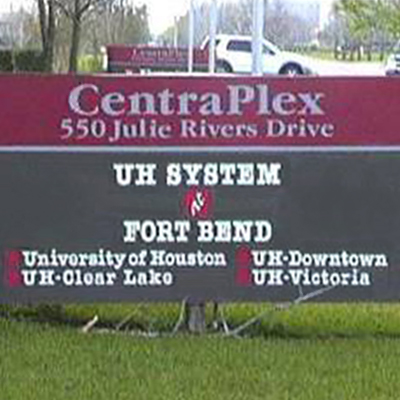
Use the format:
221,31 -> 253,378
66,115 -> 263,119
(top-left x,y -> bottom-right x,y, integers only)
53,0 -> 73,19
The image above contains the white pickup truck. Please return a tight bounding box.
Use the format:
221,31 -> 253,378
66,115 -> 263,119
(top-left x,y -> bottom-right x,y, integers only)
202,34 -> 316,75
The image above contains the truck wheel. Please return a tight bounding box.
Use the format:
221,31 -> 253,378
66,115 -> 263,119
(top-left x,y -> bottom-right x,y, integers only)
279,63 -> 303,76
216,60 -> 233,73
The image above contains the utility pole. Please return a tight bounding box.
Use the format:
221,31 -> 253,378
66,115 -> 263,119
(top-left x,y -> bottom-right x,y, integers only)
251,0 -> 264,75
208,0 -> 218,73
188,0 -> 194,73
173,16 -> 178,48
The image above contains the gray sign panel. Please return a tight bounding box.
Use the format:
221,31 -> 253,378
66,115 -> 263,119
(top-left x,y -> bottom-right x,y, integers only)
0,152 -> 399,303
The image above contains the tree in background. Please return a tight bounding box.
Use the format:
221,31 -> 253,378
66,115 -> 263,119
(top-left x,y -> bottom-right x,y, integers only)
161,2 -> 208,47
384,0 -> 400,37
160,0 -> 316,50
331,0 -> 399,60
29,0 -> 150,72
264,0 -> 313,48
86,0 -> 149,51
37,0 -> 56,71
54,0 -> 106,72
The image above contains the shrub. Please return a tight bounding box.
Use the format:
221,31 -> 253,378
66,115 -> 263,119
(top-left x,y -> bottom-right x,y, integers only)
0,50 -> 14,72
78,55 -> 103,73
14,50 -> 46,72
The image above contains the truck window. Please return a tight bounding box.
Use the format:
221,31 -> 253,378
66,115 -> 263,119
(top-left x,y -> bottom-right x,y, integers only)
227,40 -> 252,53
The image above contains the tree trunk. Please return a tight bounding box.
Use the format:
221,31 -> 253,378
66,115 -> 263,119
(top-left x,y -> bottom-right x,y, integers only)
38,0 -> 47,51
37,0 -> 55,72
69,0 -> 81,73
69,18 -> 80,72
45,0 -> 55,72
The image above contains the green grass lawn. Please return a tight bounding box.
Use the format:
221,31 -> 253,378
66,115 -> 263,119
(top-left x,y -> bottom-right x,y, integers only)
2,316 -> 400,400
3,304 -> 400,399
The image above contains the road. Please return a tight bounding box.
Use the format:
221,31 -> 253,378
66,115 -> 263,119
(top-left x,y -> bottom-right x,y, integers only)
314,59 -> 385,76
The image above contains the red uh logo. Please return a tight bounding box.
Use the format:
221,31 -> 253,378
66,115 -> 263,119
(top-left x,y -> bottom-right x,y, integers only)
182,187 -> 214,219
4,250 -> 23,288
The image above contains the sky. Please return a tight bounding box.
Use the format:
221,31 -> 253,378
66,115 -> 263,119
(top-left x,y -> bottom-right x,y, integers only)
0,0 -> 335,35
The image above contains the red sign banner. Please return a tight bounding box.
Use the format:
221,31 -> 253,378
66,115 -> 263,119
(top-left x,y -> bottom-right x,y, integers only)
0,74 -> 399,146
